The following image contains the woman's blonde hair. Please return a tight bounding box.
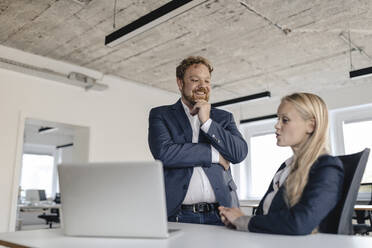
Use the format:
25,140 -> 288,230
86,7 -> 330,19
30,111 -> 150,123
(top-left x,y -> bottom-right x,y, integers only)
282,92 -> 329,207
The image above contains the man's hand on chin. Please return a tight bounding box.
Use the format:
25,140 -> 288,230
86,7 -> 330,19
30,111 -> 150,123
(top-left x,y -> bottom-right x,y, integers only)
191,100 -> 211,124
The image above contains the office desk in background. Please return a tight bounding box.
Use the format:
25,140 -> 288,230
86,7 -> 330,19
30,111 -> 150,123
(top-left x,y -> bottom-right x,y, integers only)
17,203 -> 62,230
354,205 -> 372,211
18,203 -> 61,212
0,222 -> 371,248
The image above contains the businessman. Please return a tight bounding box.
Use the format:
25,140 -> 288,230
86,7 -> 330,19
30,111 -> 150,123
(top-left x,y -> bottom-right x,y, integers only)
148,56 -> 248,225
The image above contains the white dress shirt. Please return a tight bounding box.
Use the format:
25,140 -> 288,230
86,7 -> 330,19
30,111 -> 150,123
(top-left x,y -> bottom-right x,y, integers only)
232,156 -> 294,231
262,156 -> 293,214
181,101 -> 219,204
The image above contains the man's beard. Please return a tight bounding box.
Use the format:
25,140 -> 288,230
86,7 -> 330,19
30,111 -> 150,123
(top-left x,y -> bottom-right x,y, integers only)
182,87 -> 209,106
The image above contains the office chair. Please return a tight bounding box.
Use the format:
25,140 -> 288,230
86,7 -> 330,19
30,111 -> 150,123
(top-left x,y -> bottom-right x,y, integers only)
38,208 -> 60,228
54,193 -> 61,204
353,182 -> 372,235
333,148 -> 370,235
38,193 -> 61,228
353,209 -> 372,235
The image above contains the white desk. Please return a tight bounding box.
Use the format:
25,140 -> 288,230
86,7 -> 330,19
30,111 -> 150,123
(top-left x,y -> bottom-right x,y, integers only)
354,205 -> 372,211
0,222 -> 371,248
240,201 -> 259,208
18,203 -> 61,212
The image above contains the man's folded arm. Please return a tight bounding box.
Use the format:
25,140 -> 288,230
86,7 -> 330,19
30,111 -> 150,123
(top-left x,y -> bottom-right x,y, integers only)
203,113 -> 248,164
148,110 -> 211,168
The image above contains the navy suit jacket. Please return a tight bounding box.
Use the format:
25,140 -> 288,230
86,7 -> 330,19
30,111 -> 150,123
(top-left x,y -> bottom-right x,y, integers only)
148,99 -> 248,217
249,155 -> 344,235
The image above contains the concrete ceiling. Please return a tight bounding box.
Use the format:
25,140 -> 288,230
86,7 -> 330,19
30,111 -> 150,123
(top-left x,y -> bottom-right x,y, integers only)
1,0 -> 372,102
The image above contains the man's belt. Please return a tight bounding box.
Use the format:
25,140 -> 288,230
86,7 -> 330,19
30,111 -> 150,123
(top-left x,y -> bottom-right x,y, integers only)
181,202 -> 219,213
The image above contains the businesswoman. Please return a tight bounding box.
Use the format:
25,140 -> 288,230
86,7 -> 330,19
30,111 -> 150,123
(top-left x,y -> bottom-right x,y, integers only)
219,92 -> 344,235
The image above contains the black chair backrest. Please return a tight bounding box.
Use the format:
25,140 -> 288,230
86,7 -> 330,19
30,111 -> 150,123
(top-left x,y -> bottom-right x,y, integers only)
54,193 -> 61,204
336,148 -> 370,235
51,208 -> 59,215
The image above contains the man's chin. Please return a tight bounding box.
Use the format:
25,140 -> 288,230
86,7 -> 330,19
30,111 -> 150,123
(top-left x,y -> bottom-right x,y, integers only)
182,94 -> 209,106
193,95 -> 209,102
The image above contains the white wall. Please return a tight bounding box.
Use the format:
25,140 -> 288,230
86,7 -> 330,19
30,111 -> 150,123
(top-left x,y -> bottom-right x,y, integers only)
0,60 -> 178,232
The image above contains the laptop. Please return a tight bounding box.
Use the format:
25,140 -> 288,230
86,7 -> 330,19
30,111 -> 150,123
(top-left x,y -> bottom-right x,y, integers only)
58,161 -> 172,238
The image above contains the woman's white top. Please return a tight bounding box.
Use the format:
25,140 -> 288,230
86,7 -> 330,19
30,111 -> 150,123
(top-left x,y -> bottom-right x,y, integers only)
232,157 -> 294,231
262,156 -> 293,214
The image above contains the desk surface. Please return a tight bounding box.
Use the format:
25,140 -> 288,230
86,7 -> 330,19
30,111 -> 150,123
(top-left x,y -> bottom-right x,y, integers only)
18,203 -> 61,209
354,205 -> 372,211
0,222 -> 371,248
240,201 -> 259,208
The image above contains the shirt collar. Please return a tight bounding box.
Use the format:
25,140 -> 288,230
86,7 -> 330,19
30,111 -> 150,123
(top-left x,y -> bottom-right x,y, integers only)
285,156 -> 294,167
181,99 -> 193,119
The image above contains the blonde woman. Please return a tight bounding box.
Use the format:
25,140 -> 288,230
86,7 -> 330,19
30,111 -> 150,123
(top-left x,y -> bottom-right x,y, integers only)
219,92 -> 344,235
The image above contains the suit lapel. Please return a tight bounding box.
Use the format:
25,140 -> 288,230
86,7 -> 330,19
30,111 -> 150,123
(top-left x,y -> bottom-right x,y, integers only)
171,99 -> 193,143
210,107 -> 216,120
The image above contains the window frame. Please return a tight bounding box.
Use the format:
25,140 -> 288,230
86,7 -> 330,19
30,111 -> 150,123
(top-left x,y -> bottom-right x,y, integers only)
238,117 -> 280,200
329,103 -> 372,156
330,103 -> 372,191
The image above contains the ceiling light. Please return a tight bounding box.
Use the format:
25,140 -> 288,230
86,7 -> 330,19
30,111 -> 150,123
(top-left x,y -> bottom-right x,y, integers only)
56,143 -> 74,149
339,32 -> 372,80
38,127 -> 58,134
211,91 -> 271,108
105,0 -> 208,47
349,66 -> 372,79
240,114 -> 277,124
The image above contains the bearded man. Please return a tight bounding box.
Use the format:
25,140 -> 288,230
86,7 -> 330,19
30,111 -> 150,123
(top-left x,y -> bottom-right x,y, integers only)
148,56 -> 248,225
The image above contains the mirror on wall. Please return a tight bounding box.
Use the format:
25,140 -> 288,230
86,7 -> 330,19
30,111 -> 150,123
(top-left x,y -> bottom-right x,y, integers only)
15,118 -> 89,231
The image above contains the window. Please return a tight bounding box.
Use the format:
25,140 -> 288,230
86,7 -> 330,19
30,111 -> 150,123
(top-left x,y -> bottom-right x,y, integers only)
343,120 -> 372,183
238,118 -> 292,200
20,154 -> 55,198
250,133 -> 292,198
330,103 -> 372,184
